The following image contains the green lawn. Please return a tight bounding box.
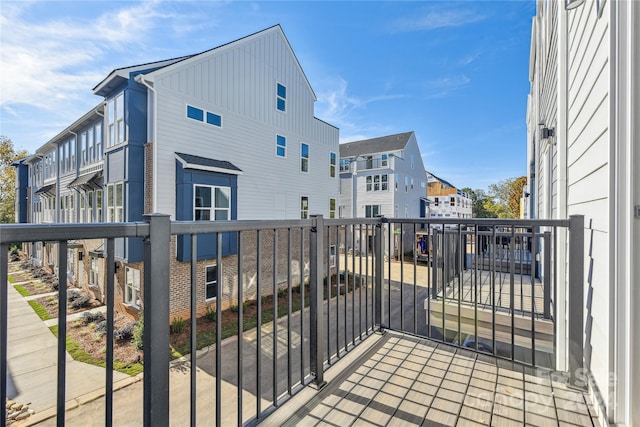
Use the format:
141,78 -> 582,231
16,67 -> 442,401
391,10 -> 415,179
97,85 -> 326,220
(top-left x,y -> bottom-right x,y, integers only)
14,284 -> 31,297
28,300 -> 52,320
7,275 -> 16,284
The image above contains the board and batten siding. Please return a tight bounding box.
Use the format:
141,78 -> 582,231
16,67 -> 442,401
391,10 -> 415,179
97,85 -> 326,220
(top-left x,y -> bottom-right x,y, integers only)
149,27 -> 339,220
566,0 -> 610,408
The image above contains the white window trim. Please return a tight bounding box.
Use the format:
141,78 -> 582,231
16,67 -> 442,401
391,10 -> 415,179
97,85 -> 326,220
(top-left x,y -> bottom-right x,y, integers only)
185,104 -> 223,128
301,196 -> 309,219
106,93 -> 126,149
124,266 -> 141,309
276,134 -> 287,158
300,143 -> 309,173
329,152 -> 336,177
329,198 -> 336,219
205,265 -> 217,301
193,184 -> 231,221
276,82 -> 287,113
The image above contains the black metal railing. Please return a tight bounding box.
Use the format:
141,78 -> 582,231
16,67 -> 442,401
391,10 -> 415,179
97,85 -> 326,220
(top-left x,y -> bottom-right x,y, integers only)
0,215 -> 584,426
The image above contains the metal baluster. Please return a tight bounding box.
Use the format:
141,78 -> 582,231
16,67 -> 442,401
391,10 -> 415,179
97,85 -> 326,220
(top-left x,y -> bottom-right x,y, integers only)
491,226 -> 496,355
256,230 -> 262,418
287,229 -> 292,396
106,238 -> 115,427
413,223 -> 417,334
0,242 -> 7,426
237,231 -> 244,426
510,227 -> 515,361
299,228 -> 305,386
272,230 -> 278,406
57,241 -> 68,426
190,234 -> 197,427
216,233 -> 222,427
400,222 -> 404,331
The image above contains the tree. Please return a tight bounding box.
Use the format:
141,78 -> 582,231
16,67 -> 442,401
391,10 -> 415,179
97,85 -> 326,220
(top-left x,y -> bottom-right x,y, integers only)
0,136 -> 29,223
463,176 -> 527,219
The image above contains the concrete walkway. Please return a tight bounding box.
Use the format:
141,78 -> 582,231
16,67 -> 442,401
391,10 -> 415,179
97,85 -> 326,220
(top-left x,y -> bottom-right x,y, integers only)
6,266 -> 130,421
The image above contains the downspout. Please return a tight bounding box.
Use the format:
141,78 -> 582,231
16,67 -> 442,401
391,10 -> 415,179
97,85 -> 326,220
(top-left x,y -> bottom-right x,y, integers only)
135,74 -> 158,213
557,0 -> 569,373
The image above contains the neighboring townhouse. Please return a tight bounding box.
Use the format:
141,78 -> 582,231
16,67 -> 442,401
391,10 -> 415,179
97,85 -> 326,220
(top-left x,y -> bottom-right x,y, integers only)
526,1 -> 639,425
18,25 -> 340,320
425,171 -> 472,220
338,131 -> 427,256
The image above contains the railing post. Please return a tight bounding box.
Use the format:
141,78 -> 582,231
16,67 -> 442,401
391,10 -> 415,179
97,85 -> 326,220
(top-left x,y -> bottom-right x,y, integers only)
143,213 -> 171,427
309,215 -> 326,389
1,242 -> 8,426
568,215 -> 584,388
374,217 -> 384,329
543,232 -> 551,319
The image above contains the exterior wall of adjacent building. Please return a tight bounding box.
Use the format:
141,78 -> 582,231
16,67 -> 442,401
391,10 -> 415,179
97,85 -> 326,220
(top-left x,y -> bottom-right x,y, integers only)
147,27 -> 339,221
426,176 -> 472,220
528,1 -> 640,424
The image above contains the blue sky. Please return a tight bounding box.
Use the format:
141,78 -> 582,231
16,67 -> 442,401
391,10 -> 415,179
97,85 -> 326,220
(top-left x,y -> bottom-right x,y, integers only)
0,0 -> 534,190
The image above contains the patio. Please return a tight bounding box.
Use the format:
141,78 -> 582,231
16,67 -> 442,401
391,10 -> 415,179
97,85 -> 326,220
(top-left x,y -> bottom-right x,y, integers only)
277,332 -> 599,427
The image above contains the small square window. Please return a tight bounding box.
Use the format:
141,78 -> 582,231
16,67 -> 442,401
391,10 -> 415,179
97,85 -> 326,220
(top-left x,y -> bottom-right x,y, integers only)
187,105 -> 204,121
276,135 -> 286,157
206,112 -> 222,127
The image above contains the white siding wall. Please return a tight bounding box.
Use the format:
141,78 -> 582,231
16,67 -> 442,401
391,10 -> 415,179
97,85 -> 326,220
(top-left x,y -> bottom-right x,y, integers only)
566,1 -> 610,407
150,27 -> 339,220
392,134 -> 427,219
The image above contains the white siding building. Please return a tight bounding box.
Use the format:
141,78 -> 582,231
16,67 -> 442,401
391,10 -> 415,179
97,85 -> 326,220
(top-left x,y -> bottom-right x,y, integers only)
527,2 -> 640,425
425,171 -> 472,220
131,25 -> 339,221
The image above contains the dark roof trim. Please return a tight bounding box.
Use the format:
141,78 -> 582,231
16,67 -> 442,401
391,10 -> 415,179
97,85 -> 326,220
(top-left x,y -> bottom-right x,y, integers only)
339,131 -> 414,158
426,170 -> 457,190
34,184 -> 56,195
175,152 -> 243,175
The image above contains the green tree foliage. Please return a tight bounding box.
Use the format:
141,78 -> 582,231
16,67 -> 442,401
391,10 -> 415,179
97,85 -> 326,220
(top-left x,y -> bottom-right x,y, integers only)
0,136 -> 29,223
462,176 -> 527,218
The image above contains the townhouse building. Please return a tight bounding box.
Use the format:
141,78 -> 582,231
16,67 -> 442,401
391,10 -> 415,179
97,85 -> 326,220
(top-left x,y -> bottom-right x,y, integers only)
425,171 -> 472,220
526,1 -> 639,424
17,25 -> 339,319
338,131 -> 427,257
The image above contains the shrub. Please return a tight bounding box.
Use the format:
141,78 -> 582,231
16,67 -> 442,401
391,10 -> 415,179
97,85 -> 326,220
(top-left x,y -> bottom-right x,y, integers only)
134,315 -> 144,350
82,311 -> 105,324
205,305 -> 217,322
69,293 -> 90,309
114,322 -> 137,341
95,320 -> 107,335
277,288 -> 287,299
170,317 -> 186,334
50,281 -> 59,291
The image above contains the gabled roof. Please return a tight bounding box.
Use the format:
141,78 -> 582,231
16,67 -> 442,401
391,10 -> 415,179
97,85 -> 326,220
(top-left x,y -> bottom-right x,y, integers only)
135,25 -> 317,101
339,131 -> 414,158
175,153 -> 243,175
93,56 -> 192,97
426,170 -> 457,189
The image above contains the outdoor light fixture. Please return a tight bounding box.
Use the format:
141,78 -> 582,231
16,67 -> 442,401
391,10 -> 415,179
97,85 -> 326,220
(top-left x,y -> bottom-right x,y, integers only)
541,127 -> 555,139
565,0 -> 585,10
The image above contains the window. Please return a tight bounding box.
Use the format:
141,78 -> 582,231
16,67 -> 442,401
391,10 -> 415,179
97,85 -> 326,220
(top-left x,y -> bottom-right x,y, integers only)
301,196 -> 308,219
96,190 -> 103,222
95,122 -> 103,161
276,135 -> 286,157
329,245 -> 336,268
125,266 -> 140,308
301,143 -> 309,172
106,183 -> 123,222
80,194 -> 86,223
411,155 -> 415,169
434,197 -> 439,206
81,132 -> 87,165
187,105 -> 204,121
330,152 -> 336,177
365,205 -> 380,218
366,174 -> 388,192
411,178 -> 414,190
329,198 -> 336,219
381,154 -> 388,167
194,185 -> 231,221
67,249 -> 75,277
405,177 -> 409,192
69,137 -> 76,170
90,258 -> 99,286
205,265 -> 218,300
276,83 -> 286,112
206,112 -> 222,127
340,159 -> 350,173
395,174 -> 399,191
86,191 -> 93,223
107,93 -> 125,147
450,197 -> 456,206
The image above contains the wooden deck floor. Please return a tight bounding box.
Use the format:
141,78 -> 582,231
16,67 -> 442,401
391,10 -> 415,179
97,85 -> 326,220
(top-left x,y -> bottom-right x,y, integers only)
284,333 -> 598,427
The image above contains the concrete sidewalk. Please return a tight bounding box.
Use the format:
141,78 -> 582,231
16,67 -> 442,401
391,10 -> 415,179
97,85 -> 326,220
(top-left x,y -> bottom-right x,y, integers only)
6,266 -> 130,421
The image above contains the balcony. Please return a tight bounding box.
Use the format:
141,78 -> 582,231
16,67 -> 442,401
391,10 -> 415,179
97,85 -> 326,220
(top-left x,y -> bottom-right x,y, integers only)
1,216 -> 594,426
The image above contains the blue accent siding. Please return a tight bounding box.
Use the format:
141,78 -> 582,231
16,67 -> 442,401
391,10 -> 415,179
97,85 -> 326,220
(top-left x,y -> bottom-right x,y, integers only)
14,160 -> 28,223
175,161 -> 238,262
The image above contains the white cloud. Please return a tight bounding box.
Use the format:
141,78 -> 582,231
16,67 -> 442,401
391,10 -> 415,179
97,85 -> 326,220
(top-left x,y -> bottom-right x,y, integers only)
391,7 -> 486,32
315,77 -> 405,142
423,75 -> 471,98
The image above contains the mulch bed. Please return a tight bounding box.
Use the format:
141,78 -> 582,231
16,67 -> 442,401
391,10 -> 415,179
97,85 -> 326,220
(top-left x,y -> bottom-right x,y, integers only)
33,293 -> 102,319
66,316 -> 143,365
16,280 -> 55,296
